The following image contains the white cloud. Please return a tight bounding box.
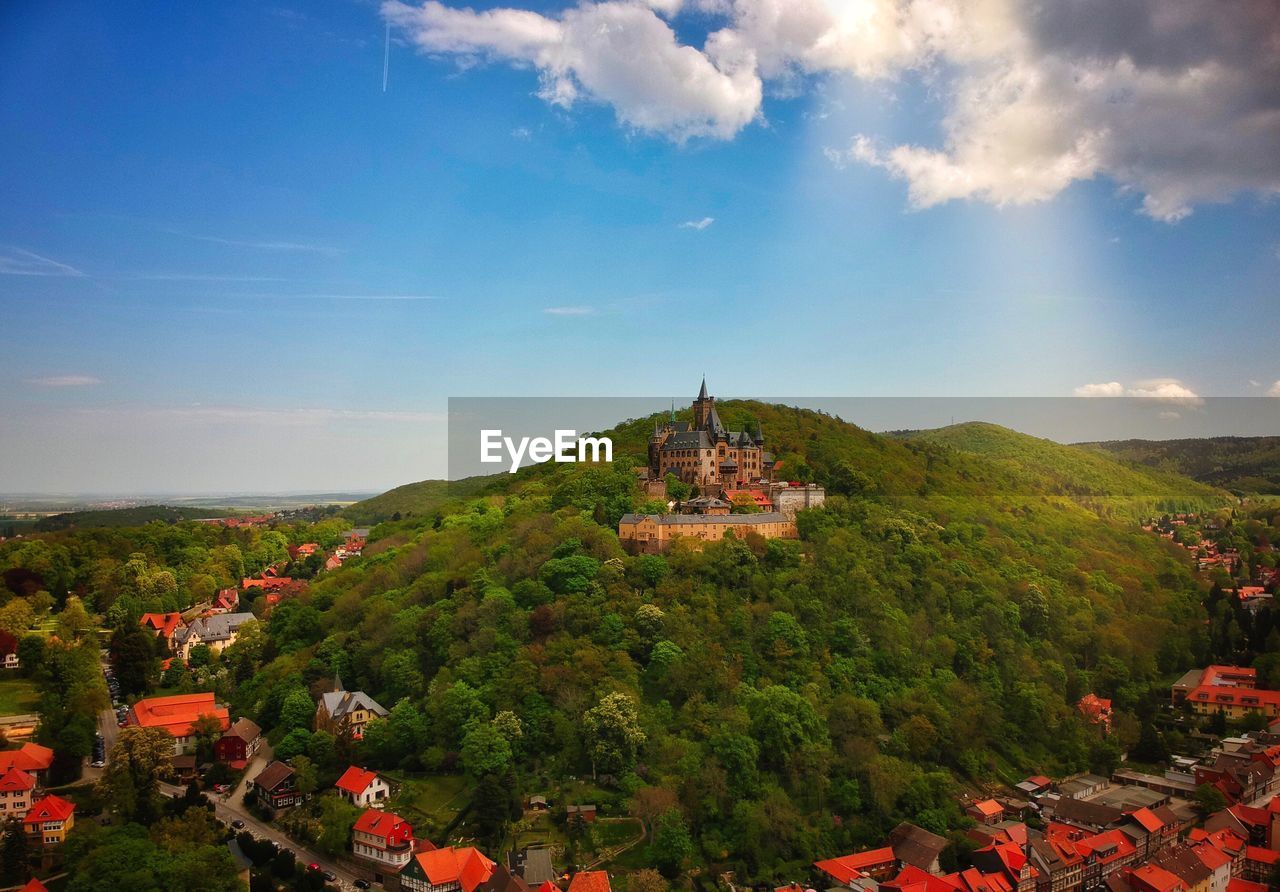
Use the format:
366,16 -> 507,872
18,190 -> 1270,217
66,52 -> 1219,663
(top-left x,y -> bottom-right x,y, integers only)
386,0 -> 1280,218
183,233 -> 344,256
1158,410 -> 1181,420
511,126 -> 532,139
1268,381 -> 1280,397
1074,377 -> 1202,404
543,305 -> 596,315
25,375 -> 102,387
1073,381 -> 1125,397
679,216 -> 715,230
0,247 -> 84,277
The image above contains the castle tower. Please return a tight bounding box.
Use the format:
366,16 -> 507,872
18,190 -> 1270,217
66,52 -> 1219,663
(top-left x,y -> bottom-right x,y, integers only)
692,377 -> 713,430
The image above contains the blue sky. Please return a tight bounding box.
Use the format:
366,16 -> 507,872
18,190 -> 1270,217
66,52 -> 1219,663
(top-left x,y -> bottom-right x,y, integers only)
2,0 -> 1278,492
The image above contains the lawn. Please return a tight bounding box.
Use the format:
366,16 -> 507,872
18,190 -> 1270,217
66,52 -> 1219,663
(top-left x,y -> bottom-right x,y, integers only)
0,677 -> 40,715
384,773 -> 472,838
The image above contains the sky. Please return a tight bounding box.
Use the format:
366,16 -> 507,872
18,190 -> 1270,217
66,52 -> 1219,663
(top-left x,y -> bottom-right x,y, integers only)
1,0 -> 1278,493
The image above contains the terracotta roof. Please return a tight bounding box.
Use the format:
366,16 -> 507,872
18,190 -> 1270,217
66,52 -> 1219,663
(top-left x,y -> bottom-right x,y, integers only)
354,808 -> 412,839
21,880 -> 48,892
567,872 -> 611,892
1226,881 -> 1268,892
336,765 -> 379,795
1191,842 -> 1232,872
141,612 -> 184,638
0,767 -> 35,792
816,847 -> 897,883
415,847 -> 496,892
1245,845 -> 1280,865
1130,864 -> 1184,892
0,743 -> 54,773
129,693 -> 229,739
971,799 -> 1004,817
23,794 -> 74,824
1130,807 -> 1164,833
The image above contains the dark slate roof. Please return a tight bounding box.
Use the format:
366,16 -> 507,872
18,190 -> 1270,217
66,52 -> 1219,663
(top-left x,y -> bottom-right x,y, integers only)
698,378 -> 709,400
478,865 -> 532,892
1051,796 -> 1125,829
253,760 -> 295,792
887,822 -> 947,871
664,430 -> 712,448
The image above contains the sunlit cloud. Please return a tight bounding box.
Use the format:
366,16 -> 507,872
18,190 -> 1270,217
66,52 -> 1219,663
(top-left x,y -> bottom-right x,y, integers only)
25,375 -> 102,387
1075,378 -> 1202,404
678,217 -> 715,230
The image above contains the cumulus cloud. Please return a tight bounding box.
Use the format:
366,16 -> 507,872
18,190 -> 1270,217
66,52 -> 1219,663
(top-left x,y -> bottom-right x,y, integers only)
679,216 -> 716,230
543,305 -> 596,315
1268,381 -> 1280,397
26,375 -> 102,387
1074,378 -> 1202,403
386,0 -> 1280,219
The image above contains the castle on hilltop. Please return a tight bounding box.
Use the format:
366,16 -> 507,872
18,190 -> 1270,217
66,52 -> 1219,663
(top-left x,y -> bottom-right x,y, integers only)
648,378 -> 774,490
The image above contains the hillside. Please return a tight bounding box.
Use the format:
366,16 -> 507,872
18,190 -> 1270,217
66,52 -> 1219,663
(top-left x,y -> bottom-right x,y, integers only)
33,504 -> 235,531
226,403 -> 1231,882
1078,435 -> 1280,495
341,475 -> 496,525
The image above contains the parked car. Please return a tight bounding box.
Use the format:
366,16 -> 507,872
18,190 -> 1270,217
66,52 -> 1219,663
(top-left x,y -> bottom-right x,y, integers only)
354,882 -> 371,890
323,871 -> 337,882
231,820 -> 246,830
90,759 -> 105,768
212,783 -> 230,793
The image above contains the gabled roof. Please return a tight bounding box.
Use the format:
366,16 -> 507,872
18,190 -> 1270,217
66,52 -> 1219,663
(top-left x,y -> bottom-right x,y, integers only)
567,872 -> 611,892
21,879 -> 48,892
336,765 -> 380,795
1129,864 -> 1184,892
971,799 -> 1004,817
1191,842 -> 1232,872
222,716 -> 261,743
414,847 -> 496,892
253,760 -> 295,792
0,743 -> 54,773
24,794 -> 74,824
888,821 -> 948,870
1130,807 -> 1164,833
141,612 -> 184,638
130,693 -> 229,739
815,847 -> 897,883
0,766 -> 35,792
175,612 -> 255,645
354,808 -> 411,838
478,865 -> 533,892
320,688 -> 389,722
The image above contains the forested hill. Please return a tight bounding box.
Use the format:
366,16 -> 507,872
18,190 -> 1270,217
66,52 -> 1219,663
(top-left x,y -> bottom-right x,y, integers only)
1078,435 -> 1280,495
236,403 -> 1234,881
342,475 -> 495,525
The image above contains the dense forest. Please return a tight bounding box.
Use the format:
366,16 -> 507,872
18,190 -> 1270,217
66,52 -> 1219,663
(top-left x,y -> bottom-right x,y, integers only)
0,404 -> 1249,885
1080,435 -> 1280,496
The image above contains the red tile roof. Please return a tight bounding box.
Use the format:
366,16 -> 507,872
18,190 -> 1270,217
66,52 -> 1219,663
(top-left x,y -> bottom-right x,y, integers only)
414,847 -> 496,892
0,743 -> 54,774
567,872 -> 612,892
140,612 -> 184,639
1226,881 -> 1268,892
21,879 -> 48,892
971,799 -> 1004,818
1245,845 -> 1280,866
336,765 -> 379,795
1191,842 -> 1232,872
815,847 -> 897,883
0,767 -> 35,792
24,794 -> 74,824
354,808 -> 413,843
129,693 -> 229,739
1130,864 -> 1185,892
1130,807 -> 1164,833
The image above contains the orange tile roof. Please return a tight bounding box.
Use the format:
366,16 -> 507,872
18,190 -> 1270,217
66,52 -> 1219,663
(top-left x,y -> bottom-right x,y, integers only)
1226,881 -> 1268,892
354,808 -> 412,840
1130,864 -> 1185,892
816,847 -> 897,883
567,872 -> 611,892
141,612 -> 184,638
414,847 -> 496,892
1192,842 -> 1232,872
1130,807 -> 1164,833
1245,846 -> 1280,865
24,794 -> 74,824
0,767 -> 35,792
0,743 -> 54,774
336,765 -> 379,795
971,799 -> 1004,817
883,865 -> 962,892
129,693 -> 229,739
21,879 -> 48,892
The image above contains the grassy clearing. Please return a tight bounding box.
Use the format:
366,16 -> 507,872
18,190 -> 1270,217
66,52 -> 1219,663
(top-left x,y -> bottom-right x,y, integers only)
0,677 -> 40,715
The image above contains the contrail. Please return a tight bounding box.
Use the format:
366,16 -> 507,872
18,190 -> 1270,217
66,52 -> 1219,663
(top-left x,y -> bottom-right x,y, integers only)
382,21 -> 390,92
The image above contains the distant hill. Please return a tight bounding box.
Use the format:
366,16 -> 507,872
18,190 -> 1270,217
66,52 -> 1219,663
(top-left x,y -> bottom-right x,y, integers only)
1078,436 -> 1280,495
341,475 -> 496,525
894,421 -> 1227,517
34,504 -> 236,531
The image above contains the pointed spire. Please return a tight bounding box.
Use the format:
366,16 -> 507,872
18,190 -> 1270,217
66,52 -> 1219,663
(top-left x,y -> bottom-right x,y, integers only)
334,669 -> 344,693
697,377 -> 709,400
670,400 -> 676,423
754,420 -> 764,444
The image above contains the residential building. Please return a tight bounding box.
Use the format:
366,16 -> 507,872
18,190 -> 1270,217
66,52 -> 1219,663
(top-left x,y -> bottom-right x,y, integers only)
1078,694 -> 1114,733
140,612 -> 185,650
214,717 -> 262,767
352,808 -> 414,877
23,794 -> 74,847
1128,864 -> 1187,892
816,847 -> 900,885
335,765 -> 393,807
887,821 -> 948,874
477,865 -> 533,892
400,845 -> 497,892
0,743 -> 54,784
250,760 -> 301,812
316,676 -> 388,741
0,767 -> 35,818
127,692 -> 230,754
567,872 -> 612,892
969,799 -> 1006,826
172,612 -> 255,660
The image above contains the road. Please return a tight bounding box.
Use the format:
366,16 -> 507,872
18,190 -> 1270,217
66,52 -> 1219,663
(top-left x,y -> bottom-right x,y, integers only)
160,749 -> 363,891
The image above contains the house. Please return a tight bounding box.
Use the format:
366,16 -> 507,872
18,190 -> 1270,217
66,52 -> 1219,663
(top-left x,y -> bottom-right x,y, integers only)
617,512 -> 797,554
1128,864 -> 1187,892
400,845 -> 497,892
0,631 -> 19,670
1079,694 -> 1114,733
316,676 -> 388,741
968,799 -> 1006,825
510,846 -> 557,885
478,865 -> 533,892
816,847 -> 899,884
0,743 -> 54,783
887,821 -> 948,874
565,804 -> 597,823
241,575 -> 294,591
0,767 -> 35,818
24,794 -> 74,846
140,612 -> 186,650
250,760 -> 301,812
567,872 -> 612,892
352,808 -> 415,876
127,693 -> 230,754
972,841 -> 1038,892
214,717 -> 262,767
21,878 -> 48,892
1018,776 -> 1053,797
335,765 -> 393,807
212,588 -> 238,612
172,612 -> 255,660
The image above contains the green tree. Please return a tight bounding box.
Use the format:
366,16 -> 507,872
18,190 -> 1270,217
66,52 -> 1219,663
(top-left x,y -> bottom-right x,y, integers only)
650,808 -> 693,878
97,725 -> 176,824
462,721 -> 514,778
0,817 -> 29,885
582,692 -> 646,778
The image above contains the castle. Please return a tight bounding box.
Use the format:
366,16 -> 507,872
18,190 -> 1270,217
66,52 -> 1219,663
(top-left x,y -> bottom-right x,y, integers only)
648,379 -> 774,489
